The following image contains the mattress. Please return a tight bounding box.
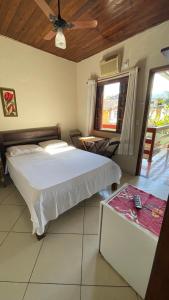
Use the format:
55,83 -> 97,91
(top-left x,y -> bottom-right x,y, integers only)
7,145 -> 121,235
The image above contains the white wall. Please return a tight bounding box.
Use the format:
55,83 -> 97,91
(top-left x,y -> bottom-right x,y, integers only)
0,36 -> 77,138
77,20 -> 169,174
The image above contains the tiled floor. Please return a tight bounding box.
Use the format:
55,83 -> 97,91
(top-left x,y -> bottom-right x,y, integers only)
0,174 -> 168,300
141,148 -> 169,186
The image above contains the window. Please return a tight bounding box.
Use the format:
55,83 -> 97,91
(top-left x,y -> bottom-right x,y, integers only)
94,76 -> 128,133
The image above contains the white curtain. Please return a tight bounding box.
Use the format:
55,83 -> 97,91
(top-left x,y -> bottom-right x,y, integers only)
118,67 -> 138,155
85,79 -> 97,136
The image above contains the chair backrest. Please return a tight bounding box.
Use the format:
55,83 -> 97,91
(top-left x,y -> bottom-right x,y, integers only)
69,129 -> 81,137
97,140 -> 120,158
69,129 -> 85,150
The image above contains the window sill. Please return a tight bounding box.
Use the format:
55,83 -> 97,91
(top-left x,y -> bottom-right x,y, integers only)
94,129 -> 121,134
91,129 -> 121,139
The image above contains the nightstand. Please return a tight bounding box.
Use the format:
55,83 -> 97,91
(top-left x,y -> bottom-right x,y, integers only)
99,183 -> 165,299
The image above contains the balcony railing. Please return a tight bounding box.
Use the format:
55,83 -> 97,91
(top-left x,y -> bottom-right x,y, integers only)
144,125 -> 169,162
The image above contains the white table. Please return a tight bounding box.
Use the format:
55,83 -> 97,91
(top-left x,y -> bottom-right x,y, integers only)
99,184 -> 159,299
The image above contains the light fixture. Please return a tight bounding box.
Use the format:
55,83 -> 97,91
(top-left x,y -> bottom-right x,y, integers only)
55,28 -> 66,49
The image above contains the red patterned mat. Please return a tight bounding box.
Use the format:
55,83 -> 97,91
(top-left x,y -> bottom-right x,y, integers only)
108,185 -> 166,236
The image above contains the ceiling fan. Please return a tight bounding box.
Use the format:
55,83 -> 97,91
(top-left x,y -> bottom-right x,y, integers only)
34,0 -> 98,49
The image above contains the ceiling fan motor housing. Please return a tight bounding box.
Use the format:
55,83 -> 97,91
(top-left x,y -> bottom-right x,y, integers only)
50,14 -> 73,30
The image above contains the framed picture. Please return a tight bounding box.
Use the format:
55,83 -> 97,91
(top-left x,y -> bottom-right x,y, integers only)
0,87 -> 18,117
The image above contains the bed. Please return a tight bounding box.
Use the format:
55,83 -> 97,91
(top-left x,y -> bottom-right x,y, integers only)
0,126 -> 121,238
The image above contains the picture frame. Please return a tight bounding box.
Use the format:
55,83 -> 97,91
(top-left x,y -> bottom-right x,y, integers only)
0,87 -> 18,117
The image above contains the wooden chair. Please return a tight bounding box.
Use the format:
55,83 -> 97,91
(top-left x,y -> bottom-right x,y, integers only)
69,129 -> 86,150
97,140 -> 120,158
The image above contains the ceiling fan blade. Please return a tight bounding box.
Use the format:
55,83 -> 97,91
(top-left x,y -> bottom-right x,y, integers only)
44,30 -> 56,40
34,0 -> 54,19
70,20 -> 98,29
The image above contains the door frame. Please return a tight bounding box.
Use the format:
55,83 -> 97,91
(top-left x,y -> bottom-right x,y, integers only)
136,64 -> 169,175
145,195 -> 169,300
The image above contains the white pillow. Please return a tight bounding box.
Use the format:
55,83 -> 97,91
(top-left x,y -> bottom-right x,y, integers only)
7,144 -> 43,157
39,139 -> 68,149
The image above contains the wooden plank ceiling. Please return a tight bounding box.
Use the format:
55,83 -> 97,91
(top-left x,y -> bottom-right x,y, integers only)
0,0 -> 169,62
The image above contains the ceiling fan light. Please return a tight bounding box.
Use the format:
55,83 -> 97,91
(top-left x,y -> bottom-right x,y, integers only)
55,28 -> 66,49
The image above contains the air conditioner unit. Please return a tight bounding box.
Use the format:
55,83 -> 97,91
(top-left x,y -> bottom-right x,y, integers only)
100,56 -> 120,77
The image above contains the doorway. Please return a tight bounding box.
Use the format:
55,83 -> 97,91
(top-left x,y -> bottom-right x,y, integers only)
137,66 -> 169,186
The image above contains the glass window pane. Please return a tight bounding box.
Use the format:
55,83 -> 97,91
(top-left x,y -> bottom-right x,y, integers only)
148,72 -> 169,128
101,82 -> 120,131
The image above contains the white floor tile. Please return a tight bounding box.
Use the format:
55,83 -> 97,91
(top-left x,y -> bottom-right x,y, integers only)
12,208 -> 32,233
85,187 -> 113,207
0,232 -> 42,282
31,234 -> 82,284
120,174 -> 136,186
85,193 -> 103,207
48,207 -> 84,234
24,283 -> 80,300
0,232 -> 8,245
82,235 -> 128,286
0,185 -> 16,204
77,200 -> 85,207
84,206 -> 100,234
81,286 -> 137,300
1,189 -> 26,205
0,205 -> 25,231
0,282 -> 27,300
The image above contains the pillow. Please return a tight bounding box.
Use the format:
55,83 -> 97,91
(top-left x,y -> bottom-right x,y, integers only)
7,144 -> 43,157
39,139 -> 68,149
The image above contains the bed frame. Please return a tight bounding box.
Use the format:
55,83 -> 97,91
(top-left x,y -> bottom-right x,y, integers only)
0,125 -> 61,240
0,125 -> 61,176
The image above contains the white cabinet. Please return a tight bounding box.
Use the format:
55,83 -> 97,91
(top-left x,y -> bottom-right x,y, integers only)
99,185 -> 158,299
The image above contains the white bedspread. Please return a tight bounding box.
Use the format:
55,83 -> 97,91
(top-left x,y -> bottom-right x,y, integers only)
7,146 -> 121,235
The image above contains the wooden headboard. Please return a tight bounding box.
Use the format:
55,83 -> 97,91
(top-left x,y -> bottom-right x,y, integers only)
0,125 -> 61,172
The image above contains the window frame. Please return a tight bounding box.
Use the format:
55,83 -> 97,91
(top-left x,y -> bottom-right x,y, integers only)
94,76 -> 129,134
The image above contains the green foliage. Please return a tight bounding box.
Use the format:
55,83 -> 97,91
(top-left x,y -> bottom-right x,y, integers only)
149,115 -> 169,126
148,98 -> 169,127
156,98 -> 165,105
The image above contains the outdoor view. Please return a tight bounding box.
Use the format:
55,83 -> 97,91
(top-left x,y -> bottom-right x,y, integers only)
101,82 -> 120,131
146,71 -> 169,155
141,70 -> 169,183
148,71 -> 169,127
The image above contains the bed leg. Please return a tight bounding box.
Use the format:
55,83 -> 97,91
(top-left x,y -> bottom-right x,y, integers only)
36,233 -> 46,240
111,183 -> 118,191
